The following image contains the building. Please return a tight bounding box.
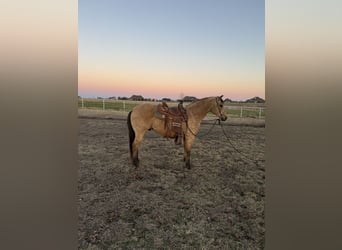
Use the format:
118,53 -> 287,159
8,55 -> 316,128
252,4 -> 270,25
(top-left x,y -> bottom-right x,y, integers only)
129,95 -> 144,101
182,96 -> 198,102
245,96 -> 265,103
161,98 -> 172,102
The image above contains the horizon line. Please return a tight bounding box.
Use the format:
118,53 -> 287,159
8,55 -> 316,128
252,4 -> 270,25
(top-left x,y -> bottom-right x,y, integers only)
77,94 -> 265,102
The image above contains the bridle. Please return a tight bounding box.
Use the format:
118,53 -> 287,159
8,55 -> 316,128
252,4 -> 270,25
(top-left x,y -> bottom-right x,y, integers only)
215,96 -> 226,121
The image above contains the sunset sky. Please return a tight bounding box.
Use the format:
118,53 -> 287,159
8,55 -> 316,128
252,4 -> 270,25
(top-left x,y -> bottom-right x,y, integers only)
79,0 -> 264,101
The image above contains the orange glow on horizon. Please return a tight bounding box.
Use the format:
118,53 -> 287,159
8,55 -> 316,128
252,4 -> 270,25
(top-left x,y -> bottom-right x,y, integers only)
79,67 -> 264,100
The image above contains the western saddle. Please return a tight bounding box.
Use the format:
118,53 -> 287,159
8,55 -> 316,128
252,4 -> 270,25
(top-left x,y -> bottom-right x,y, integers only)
157,101 -> 188,145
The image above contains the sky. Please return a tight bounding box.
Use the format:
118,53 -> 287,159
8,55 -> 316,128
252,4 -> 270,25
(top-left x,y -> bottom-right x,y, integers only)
79,0 -> 264,101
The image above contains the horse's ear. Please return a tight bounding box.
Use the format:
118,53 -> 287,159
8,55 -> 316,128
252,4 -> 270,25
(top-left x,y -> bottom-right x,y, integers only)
220,95 -> 223,98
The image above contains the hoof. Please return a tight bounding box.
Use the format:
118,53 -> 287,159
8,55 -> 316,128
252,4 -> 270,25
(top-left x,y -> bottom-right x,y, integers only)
132,158 -> 139,168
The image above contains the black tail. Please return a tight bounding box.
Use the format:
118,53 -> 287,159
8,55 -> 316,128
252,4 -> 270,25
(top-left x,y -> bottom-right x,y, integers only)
127,111 -> 135,158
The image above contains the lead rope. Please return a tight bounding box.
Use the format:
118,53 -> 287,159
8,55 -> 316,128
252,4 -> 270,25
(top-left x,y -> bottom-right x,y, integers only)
218,121 -> 264,168
185,118 -> 219,138
185,97 -> 222,138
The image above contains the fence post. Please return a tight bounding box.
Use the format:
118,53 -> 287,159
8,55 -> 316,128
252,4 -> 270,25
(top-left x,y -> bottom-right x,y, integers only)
123,100 -> 126,112
81,98 -> 84,108
102,99 -> 105,110
240,106 -> 243,118
259,107 -> 261,119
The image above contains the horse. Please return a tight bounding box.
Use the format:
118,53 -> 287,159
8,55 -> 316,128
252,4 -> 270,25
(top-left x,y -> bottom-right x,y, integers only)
127,95 -> 227,169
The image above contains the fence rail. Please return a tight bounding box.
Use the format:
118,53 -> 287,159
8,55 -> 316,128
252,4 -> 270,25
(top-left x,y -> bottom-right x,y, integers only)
78,98 -> 265,119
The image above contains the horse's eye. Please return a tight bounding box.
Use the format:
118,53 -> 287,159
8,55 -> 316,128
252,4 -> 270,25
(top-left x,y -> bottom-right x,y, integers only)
220,104 -> 223,108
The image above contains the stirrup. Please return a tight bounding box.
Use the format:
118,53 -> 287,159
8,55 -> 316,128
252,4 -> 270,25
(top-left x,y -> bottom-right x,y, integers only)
175,135 -> 182,145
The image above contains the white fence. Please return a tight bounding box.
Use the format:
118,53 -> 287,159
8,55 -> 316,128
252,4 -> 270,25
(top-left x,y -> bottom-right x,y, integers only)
78,98 -> 265,119
226,105 -> 265,119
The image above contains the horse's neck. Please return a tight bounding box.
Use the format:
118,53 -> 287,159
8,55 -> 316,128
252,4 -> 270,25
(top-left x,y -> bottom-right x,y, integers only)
187,98 -> 213,122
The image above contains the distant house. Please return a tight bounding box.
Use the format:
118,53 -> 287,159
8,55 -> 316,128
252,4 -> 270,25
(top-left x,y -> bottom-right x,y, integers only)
183,96 -> 198,102
245,96 -> 265,103
97,97 -> 103,99
161,98 -> 172,102
129,95 -> 144,101
108,96 -> 116,100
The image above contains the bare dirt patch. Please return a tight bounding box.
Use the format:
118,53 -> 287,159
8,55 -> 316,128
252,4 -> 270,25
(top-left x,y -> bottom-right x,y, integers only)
78,110 -> 265,249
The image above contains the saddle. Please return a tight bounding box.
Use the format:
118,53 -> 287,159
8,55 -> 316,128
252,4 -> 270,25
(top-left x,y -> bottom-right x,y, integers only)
156,101 -> 188,145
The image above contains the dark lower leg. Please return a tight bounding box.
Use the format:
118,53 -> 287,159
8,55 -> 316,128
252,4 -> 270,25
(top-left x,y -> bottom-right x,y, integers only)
132,150 -> 139,167
132,157 -> 139,167
184,151 -> 191,169
132,134 -> 144,167
185,158 -> 191,169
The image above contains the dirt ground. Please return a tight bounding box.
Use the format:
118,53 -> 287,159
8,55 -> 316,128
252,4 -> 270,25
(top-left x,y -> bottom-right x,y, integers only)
78,109 -> 265,249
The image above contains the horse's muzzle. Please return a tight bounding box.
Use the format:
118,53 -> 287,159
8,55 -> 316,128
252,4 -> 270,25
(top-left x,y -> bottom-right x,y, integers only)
220,115 -> 227,121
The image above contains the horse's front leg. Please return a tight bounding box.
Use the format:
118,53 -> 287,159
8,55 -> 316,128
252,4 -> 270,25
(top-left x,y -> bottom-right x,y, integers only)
183,134 -> 194,169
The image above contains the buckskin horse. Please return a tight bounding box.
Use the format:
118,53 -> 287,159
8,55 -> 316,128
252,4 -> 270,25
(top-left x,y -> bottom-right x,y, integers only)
127,96 -> 227,169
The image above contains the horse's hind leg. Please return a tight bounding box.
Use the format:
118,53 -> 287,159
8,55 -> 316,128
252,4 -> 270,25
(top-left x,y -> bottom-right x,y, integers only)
132,131 -> 146,167
132,150 -> 139,167
132,141 -> 140,167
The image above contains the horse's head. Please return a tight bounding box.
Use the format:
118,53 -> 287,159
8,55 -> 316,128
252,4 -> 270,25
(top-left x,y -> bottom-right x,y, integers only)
211,95 -> 227,121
